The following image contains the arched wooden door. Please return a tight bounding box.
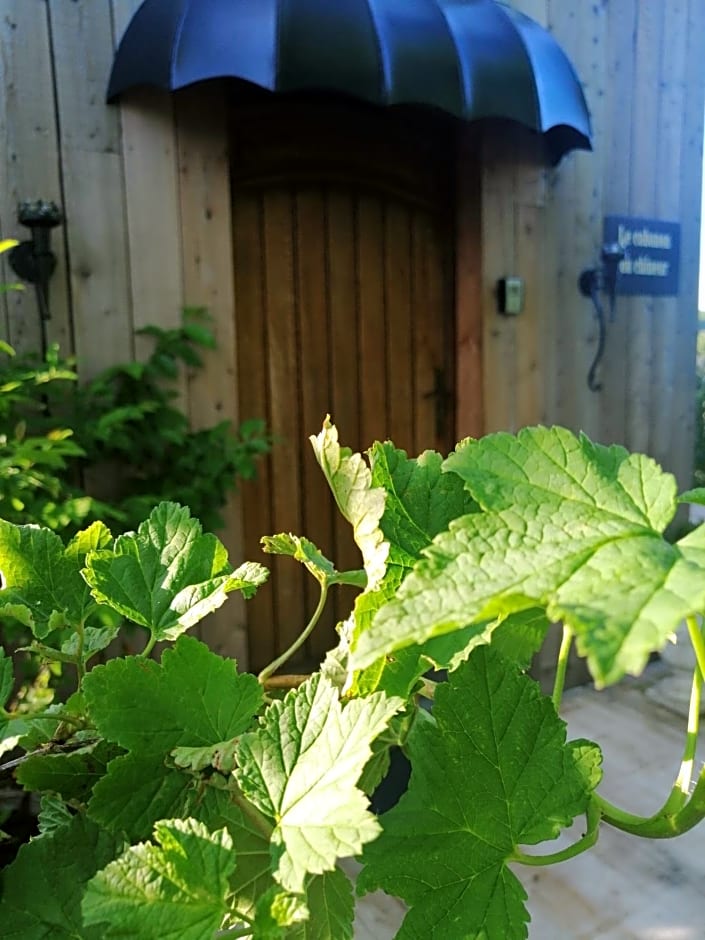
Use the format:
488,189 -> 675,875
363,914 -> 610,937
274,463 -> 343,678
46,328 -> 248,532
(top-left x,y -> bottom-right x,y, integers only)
230,99 -> 456,671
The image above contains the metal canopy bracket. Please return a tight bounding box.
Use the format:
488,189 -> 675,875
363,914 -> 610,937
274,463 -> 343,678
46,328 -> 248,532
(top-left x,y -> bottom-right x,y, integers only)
107,0 -> 592,164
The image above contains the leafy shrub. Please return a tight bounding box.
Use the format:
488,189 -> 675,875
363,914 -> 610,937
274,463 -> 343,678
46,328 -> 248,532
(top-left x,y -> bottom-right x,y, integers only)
1,421 -> 705,938
0,309 -> 270,534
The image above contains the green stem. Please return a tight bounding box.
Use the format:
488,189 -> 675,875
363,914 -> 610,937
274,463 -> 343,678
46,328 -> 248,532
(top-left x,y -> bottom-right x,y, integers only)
258,580 -> 329,684
552,624 -> 574,711
140,633 -> 158,658
511,799 -> 600,867
657,662 -> 702,817
670,765 -> 705,835
686,616 -> 705,685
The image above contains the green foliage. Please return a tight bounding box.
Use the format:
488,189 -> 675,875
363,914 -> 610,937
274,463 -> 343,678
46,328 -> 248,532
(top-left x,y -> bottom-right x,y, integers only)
2,422 -> 705,938
0,309 -> 270,534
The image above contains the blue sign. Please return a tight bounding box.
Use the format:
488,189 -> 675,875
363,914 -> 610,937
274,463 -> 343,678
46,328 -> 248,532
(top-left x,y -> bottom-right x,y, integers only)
604,215 -> 680,296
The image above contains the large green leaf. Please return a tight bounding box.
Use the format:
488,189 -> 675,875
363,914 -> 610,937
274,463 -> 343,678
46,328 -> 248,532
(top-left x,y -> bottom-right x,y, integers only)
358,647 -> 601,939
352,427 -> 705,686
82,501 -> 267,642
349,442 -> 478,696
310,418 -> 387,591
0,521 -> 104,638
0,813 -> 122,939
83,635 -> 262,840
82,818 -> 235,940
235,674 -> 402,893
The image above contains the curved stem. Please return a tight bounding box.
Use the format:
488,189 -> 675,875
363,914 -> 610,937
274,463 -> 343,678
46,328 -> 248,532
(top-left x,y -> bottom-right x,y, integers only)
258,581 -> 329,684
511,799 -> 600,867
686,616 -> 705,685
552,625 -> 574,711
140,633 -> 158,658
657,662 -> 702,817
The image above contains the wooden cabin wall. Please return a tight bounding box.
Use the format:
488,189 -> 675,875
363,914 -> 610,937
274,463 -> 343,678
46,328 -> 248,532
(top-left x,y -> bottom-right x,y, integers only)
0,0 -> 246,662
2,0 -> 705,675
483,0 -> 705,492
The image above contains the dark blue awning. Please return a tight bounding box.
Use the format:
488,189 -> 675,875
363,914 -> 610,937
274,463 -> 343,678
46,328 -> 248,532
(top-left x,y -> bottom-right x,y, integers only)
108,0 -> 592,163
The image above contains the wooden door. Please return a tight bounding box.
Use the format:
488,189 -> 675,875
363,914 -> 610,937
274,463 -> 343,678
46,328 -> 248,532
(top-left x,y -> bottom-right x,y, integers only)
230,99 -> 456,671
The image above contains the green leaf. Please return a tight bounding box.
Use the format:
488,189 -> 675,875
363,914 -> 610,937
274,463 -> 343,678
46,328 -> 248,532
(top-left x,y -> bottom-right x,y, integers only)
37,795 -> 74,836
0,521 -> 95,638
262,533 -> 335,582
235,674 -> 402,893
678,487 -> 705,505
84,635 -> 262,753
352,427 -> 705,686
88,753 -> 196,842
202,787 -> 355,938
0,813 -> 122,939
310,418 -> 388,591
82,501 -> 267,642
251,885 -> 309,937
83,636 -> 262,840
16,739 -> 116,802
0,646 -> 13,708
349,443 -> 479,696
370,441 -> 478,564
358,647 -> 601,939
291,868 -> 355,940
82,818 -> 236,940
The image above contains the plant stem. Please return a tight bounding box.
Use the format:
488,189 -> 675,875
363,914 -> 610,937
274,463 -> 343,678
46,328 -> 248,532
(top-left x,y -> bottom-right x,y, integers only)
140,633 -> 158,658
258,581 -> 329,684
657,662 -> 702,817
552,624 -> 574,711
686,616 -> 705,686
263,674 -> 310,691
511,799 -> 600,867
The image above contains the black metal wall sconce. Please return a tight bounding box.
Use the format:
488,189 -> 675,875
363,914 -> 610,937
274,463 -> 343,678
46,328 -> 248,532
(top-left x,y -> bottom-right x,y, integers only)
7,200 -> 63,353
578,242 -> 624,392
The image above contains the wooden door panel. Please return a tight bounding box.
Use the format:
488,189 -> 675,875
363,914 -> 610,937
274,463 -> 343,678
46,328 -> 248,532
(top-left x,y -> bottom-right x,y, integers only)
234,179 -> 454,671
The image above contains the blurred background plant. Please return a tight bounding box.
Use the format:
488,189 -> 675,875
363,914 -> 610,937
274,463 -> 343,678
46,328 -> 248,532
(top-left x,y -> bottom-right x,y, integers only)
0,305 -> 271,711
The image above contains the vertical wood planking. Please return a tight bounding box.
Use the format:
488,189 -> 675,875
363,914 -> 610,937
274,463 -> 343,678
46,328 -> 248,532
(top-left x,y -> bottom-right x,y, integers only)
624,3 -> 662,456
175,84 -> 245,656
0,0 -> 71,354
357,194 -> 388,446
481,131 -> 517,433
384,201 -> 414,451
294,187 -> 337,661
599,0 -> 638,445
110,3 -> 184,365
48,0 -> 133,376
650,0 -> 688,473
514,204 -> 544,428
549,2 -> 607,439
114,88 -> 183,360
232,191 -> 275,670
669,0 -> 705,488
261,188 -> 306,662
455,132 -> 484,441
327,189 -> 364,627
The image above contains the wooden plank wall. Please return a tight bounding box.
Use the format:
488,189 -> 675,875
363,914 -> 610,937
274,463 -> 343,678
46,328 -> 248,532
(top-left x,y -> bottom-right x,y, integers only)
482,0 -> 705,493
0,0 -> 246,662
1,0 -> 704,669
